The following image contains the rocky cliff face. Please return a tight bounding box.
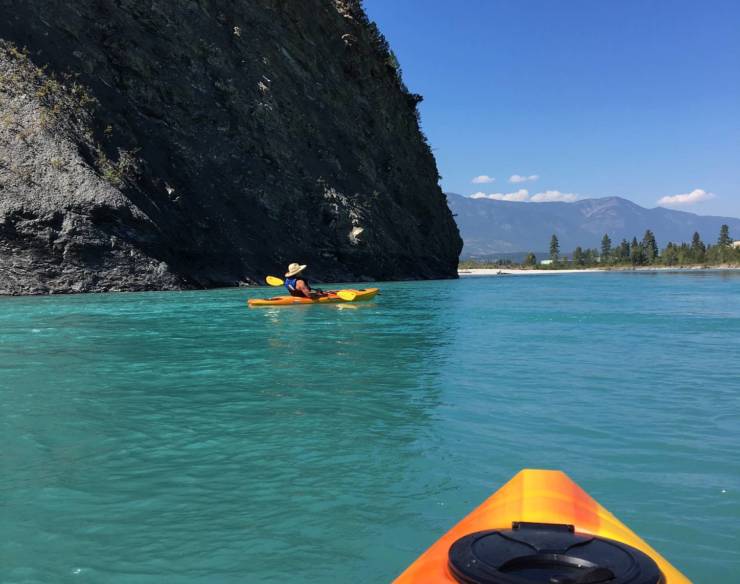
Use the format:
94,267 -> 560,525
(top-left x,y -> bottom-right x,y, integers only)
0,0 -> 461,294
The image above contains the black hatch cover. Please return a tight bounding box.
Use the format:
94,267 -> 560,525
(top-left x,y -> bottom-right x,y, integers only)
448,522 -> 664,584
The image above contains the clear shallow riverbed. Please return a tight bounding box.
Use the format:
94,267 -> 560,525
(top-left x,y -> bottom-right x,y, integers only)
1,272 -> 739,583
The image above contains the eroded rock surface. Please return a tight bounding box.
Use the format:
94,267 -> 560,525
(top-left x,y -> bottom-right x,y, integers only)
0,0 -> 461,294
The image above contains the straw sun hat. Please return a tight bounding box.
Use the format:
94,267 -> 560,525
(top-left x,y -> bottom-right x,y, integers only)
285,263 -> 307,278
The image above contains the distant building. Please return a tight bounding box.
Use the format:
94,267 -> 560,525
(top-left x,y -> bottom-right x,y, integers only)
540,259 -> 554,265
733,241 -> 740,249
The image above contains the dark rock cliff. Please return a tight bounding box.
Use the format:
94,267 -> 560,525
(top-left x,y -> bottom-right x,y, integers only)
0,0 -> 461,294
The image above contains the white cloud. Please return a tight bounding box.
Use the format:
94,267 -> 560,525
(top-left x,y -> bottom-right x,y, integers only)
470,189 -> 530,202
469,188 -> 582,203
471,175 -> 495,184
530,190 -> 580,203
509,174 -> 539,184
657,188 -> 714,207
492,189 -> 530,202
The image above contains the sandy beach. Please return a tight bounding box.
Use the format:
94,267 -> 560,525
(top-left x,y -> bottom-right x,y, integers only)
459,265 -> 740,276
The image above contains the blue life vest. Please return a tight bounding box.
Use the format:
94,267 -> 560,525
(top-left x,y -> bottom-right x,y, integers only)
285,276 -> 309,297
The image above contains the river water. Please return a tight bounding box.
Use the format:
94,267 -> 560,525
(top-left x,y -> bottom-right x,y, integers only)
1,272 -> 738,583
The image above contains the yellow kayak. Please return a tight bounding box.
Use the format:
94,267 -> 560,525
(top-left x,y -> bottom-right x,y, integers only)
247,287 -> 379,307
394,469 -> 690,583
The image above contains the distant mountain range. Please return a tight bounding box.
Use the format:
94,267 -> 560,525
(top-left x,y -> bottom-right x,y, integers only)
447,193 -> 740,258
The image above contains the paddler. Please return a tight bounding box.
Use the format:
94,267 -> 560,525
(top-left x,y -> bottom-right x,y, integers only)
284,263 -> 326,298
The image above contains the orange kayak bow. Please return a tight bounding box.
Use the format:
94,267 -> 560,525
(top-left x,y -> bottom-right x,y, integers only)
394,469 -> 690,584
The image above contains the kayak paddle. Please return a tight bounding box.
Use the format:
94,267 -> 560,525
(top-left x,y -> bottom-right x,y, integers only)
265,275 -> 357,301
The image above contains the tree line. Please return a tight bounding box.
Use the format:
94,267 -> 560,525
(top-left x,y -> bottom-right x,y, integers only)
521,225 -> 739,268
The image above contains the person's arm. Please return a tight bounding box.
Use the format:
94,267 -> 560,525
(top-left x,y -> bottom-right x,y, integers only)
295,279 -> 317,298
296,280 -> 326,298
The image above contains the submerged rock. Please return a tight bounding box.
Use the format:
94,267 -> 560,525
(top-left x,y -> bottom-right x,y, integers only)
0,0 -> 461,295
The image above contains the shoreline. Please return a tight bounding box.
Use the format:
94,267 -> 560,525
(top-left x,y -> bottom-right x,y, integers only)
459,265 -> 740,276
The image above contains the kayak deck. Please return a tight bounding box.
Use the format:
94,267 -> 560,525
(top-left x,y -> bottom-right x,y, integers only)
394,469 -> 690,583
248,287 -> 379,307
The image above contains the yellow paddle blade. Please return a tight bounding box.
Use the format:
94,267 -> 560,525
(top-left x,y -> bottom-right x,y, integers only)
337,289 -> 357,301
266,275 -> 284,286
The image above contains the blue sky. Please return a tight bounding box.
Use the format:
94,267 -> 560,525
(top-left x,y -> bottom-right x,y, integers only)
364,0 -> 740,218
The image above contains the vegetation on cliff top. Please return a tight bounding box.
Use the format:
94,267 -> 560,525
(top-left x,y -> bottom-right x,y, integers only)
0,41 -> 140,189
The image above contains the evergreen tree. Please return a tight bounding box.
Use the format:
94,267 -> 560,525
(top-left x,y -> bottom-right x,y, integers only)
537,228 -> 738,269
549,234 -> 560,261
678,242 -> 691,264
706,243 -> 718,263
630,237 -> 644,265
642,230 -> 659,264
663,242 -> 678,266
573,246 -> 584,266
715,225 -> 733,263
600,234 -> 612,261
718,224 -> 732,247
690,231 -> 706,263
617,239 -> 630,262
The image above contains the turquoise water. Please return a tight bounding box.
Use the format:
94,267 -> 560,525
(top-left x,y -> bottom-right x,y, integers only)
1,272 -> 739,583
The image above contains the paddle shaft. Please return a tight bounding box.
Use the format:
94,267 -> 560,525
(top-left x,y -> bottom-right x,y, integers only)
265,275 -> 357,300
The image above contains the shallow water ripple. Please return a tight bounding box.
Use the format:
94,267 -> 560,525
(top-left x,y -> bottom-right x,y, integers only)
1,272 -> 739,583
